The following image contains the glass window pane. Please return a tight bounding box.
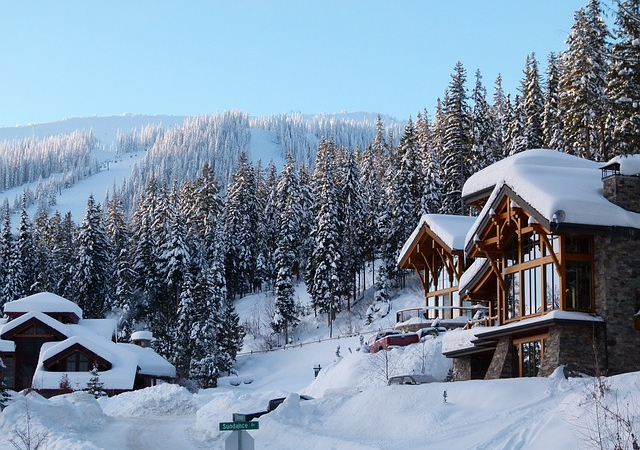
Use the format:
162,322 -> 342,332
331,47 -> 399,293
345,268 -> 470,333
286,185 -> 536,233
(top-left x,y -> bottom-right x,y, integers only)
522,233 -> 541,263
506,272 -> 520,320
67,353 -> 77,372
523,267 -> 542,315
565,236 -> 591,254
521,341 -> 542,377
565,260 -> 593,310
545,264 -> 560,311
79,354 -> 90,372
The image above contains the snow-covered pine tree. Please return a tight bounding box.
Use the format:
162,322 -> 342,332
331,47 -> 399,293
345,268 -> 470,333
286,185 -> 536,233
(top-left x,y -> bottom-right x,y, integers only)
542,52 -> 565,151
520,53 -> 545,150
257,160 -> 280,291
106,193 -> 136,340
74,194 -> 112,318
0,202 -> 15,307
336,148 -> 365,309
606,0 -> 640,155
505,94 -> 527,155
308,138 -> 344,331
470,69 -> 498,172
272,153 -> 303,342
51,212 -> 78,300
392,117 -> 424,259
440,62 -> 472,215
559,0 -> 609,160
86,364 -> 106,398
490,74 -> 509,160
17,194 -> 37,298
224,151 -> 260,299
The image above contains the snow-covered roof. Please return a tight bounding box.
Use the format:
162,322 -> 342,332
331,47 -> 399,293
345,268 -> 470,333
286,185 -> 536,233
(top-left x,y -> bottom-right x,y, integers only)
603,154 -> 640,176
463,149 -> 640,248
3,292 -> 83,319
458,258 -> 488,294
78,319 -> 117,341
0,339 -> 15,352
0,311 -> 70,338
398,214 -> 476,265
41,335 -> 117,365
131,331 -> 154,342
118,343 -> 176,378
0,291 -> 175,391
36,340 -> 139,391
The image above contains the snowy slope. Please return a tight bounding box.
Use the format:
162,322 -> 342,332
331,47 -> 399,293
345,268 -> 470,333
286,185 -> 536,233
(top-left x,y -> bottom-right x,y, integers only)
1,282 -> 639,450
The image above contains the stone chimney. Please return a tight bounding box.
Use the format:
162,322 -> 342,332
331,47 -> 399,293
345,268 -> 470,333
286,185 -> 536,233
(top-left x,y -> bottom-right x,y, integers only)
603,175 -> 640,213
602,159 -> 640,213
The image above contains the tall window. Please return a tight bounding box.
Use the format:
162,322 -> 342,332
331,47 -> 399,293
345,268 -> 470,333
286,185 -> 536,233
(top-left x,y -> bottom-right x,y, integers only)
503,231 -> 560,322
564,236 -> 594,311
516,339 -> 543,377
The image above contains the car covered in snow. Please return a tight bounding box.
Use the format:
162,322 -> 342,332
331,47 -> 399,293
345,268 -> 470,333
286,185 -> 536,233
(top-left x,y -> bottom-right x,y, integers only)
368,331 -> 420,353
388,374 -> 437,385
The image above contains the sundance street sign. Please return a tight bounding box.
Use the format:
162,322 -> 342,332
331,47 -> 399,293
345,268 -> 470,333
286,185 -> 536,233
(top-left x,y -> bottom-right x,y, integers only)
219,421 -> 259,431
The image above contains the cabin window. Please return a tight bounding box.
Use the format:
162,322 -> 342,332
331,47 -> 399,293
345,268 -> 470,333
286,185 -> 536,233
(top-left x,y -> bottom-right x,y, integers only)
66,352 -> 90,372
544,263 -> 560,310
565,236 -> 592,254
565,260 -> 593,310
502,231 -> 560,322
506,272 -> 520,320
522,266 -> 542,315
517,339 -> 543,377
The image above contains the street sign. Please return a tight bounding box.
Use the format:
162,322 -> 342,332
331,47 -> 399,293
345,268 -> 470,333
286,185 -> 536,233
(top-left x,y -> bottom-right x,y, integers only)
219,421 -> 259,431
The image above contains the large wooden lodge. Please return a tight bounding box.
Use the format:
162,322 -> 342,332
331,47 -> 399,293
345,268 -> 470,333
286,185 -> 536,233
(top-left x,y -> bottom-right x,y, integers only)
399,149 -> 640,380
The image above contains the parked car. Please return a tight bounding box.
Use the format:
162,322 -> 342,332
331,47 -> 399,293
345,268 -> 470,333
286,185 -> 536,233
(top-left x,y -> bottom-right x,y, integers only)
368,331 -> 420,353
267,394 -> 313,412
388,374 -> 437,385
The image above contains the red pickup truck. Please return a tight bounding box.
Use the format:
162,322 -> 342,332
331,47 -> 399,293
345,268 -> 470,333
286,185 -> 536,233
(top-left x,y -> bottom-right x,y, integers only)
368,331 -> 420,353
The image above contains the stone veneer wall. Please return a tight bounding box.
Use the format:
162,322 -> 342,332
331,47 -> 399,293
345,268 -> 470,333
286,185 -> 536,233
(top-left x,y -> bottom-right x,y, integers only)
603,175 -> 640,213
541,323 -> 607,377
484,337 -> 517,379
594,234 -> 640,375
452,353 -> 494,381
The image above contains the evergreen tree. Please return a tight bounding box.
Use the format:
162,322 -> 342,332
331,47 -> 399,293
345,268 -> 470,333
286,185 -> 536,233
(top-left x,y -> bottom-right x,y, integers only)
0,203 -> 18,306
106,193 -> 136,340
490,74 -> 509,160
224,151 -> 260,299
505,95 -> 528,155
440,62 -> 472,215
308,138 -> 344,332
75,194 -> 111,318
520,53 -> 545,149
606,0 -> 640,155
86,364 -> 106,398
393,117 -> 424,252
470,69 -> 497,171
272,153 -> 302,341
336,148 -> 365,309
560,0 -> 610,159
17,194 -> 37,297
542,52 -> 565,150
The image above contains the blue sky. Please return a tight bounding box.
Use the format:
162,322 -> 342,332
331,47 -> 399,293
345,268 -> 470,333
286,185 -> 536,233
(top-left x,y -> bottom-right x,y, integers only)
0,0 -> 595,127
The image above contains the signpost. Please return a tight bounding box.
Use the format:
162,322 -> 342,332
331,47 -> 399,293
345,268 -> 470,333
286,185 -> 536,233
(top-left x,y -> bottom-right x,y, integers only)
220,421 -> 259,450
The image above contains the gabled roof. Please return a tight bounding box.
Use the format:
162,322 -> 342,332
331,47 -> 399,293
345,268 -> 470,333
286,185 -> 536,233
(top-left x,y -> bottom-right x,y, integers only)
0,311 -> 70,340
463,149 -> 640,250
3,292 -> 83,319
398,214 -> 476,267
41,335 -> 117,367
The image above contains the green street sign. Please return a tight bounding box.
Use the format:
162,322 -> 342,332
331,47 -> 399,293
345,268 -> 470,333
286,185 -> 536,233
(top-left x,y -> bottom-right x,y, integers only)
219,421 -> 259,431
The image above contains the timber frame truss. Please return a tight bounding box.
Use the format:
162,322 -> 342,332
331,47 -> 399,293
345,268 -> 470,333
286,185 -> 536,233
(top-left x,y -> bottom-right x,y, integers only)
466,189 -> 564,325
